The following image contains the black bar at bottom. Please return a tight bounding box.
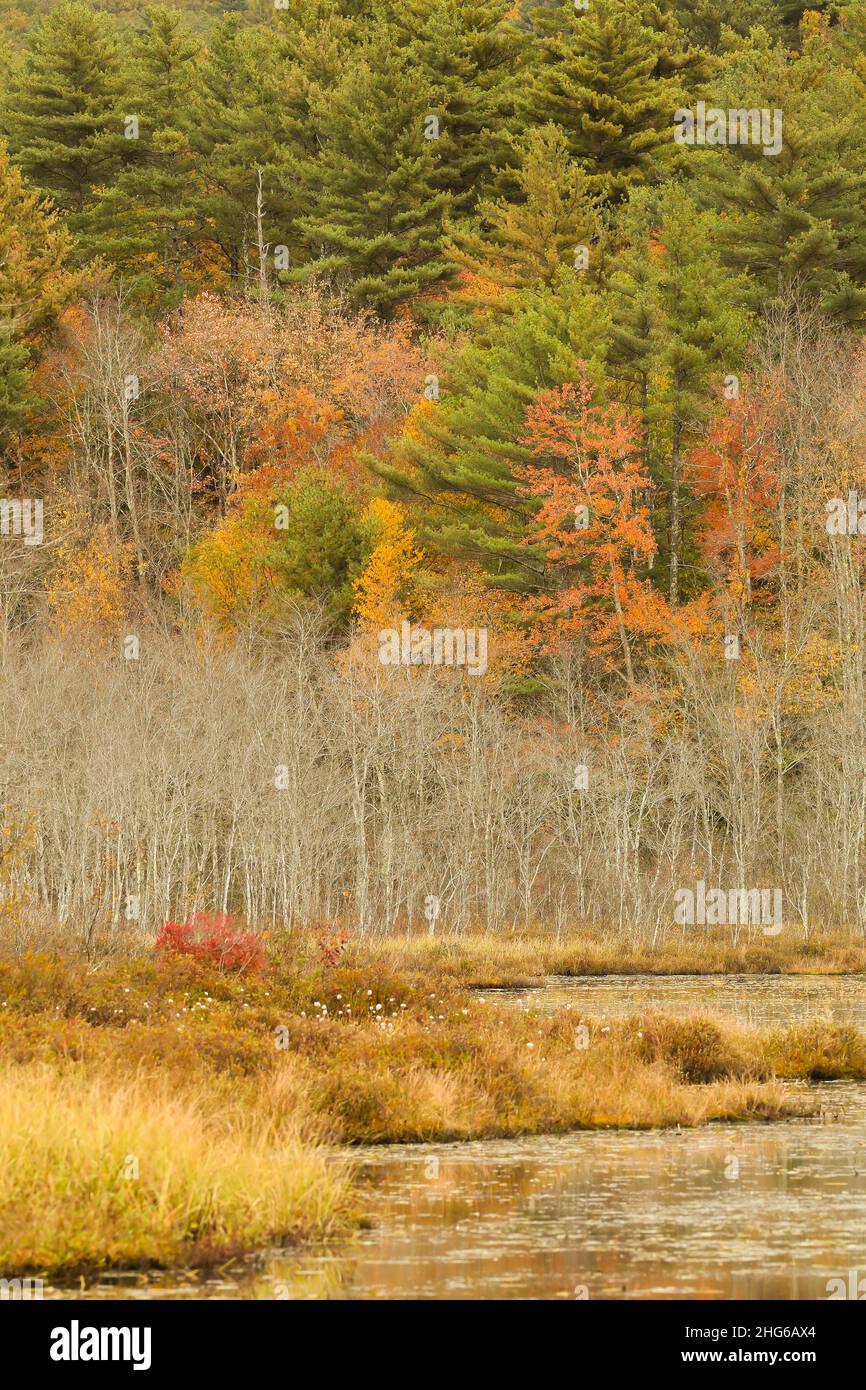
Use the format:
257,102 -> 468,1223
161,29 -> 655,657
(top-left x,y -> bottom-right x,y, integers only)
6,1296 -> 858,1377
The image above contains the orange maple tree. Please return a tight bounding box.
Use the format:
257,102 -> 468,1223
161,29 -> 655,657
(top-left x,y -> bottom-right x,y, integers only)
517,378 -> 671,681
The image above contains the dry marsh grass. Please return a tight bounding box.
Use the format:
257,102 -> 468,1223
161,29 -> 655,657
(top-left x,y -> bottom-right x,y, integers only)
0,1061 -> 352,1279
1,950 -> 862,1277
338,930 -> 866,987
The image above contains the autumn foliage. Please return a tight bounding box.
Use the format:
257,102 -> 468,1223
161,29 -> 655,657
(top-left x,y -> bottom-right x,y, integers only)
155,913 -> 266,974
352,497 -> 423,630
152,288 -> 429,509
688,394 -> 781,609
517,378 -> 671,677
47,527 -> 133,641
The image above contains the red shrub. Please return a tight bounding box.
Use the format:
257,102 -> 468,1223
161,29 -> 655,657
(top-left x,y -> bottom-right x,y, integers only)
155,913 -> 266,973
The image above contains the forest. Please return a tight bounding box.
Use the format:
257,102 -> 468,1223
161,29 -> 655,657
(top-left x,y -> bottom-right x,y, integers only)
2,0 -> 866,941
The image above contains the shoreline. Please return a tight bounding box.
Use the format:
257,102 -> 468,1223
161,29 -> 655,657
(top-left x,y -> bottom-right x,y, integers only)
2,944 -> 866,1282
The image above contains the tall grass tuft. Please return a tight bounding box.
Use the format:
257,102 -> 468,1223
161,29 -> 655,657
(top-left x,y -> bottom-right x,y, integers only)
0,1062 -> 351,1277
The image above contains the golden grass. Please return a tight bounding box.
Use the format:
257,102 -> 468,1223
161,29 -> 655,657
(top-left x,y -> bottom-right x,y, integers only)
1,948 -> 862,1278
341,929 -> 866,986
293,1006 -> 799,1141
0,1061 -> 352,1279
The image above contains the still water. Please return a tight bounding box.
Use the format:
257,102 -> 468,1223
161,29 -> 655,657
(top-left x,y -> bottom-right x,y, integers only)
47,975 -> 866,1301
502,972 -> 866,1029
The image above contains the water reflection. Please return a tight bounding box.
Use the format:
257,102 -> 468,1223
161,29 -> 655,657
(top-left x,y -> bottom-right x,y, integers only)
499,972 -> 866,1028
261,1085 -> 866,1300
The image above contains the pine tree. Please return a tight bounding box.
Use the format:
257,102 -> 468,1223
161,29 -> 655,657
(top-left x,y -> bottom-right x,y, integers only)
2,2 -> 127,246
398,0 -> 525,213
0,35 -> 22,119
84,7 -> 204,301
610,185 -> 751,605
270,0 -> 357,275
670,0 -> 782,52
521,0 -> 685,202
294,35 -> 452,315
374,272 -> 611,588
445,124 -> 603,309
703,122 -> 866,324
695,25 -> 866,323
0,323 -> 31,446
190,15 -> 290,282
184,466 -> 371,631
629,0 -> 713,80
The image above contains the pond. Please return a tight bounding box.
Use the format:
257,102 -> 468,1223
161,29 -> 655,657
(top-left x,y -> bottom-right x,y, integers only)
499,971 -> 866,1029
44,974 -> 866,1301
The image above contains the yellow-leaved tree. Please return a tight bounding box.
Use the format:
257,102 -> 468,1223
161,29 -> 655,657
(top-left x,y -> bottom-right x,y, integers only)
352,498 -> 423,631
47,527 -> 132,641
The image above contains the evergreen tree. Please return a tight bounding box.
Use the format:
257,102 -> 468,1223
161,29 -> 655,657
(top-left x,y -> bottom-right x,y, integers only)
521,0 -> 685,201
670,0 -> 783,52
445,124 -> 602,308
190,15 -> 290,282
270,0 -> 357,274
695,26 -> 866,323
398,0 -> 525,213
610,185 -> 751,604
717,142 -> 866,323
185,466 -> 371,631
702,125 -> 866,324
2,2 -> 127,245
629,0 -> 713,81
294,35 -> 452,315
85,7 -> 204,301
0,322 -> 31,448
375,272 -> 611,589
0,142 -> 73,446
0,34 -> 22,118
